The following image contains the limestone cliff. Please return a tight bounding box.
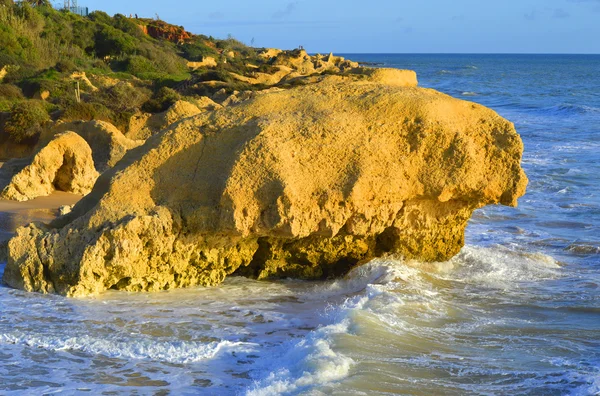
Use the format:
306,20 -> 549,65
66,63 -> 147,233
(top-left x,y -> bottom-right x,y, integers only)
2,69 -> 527,296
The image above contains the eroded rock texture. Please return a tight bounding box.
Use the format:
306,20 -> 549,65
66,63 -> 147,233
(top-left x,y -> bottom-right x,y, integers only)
0,132 -> 99,201
3,70 -> 527,296
41,120 -> 143,172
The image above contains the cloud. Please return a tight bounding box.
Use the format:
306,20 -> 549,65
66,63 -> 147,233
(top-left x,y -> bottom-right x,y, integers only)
553,8 -> 570,18
395,16 -> 404,23
451,15 -> 465,21
524,10 -> 537,20
273,2 -> 298,19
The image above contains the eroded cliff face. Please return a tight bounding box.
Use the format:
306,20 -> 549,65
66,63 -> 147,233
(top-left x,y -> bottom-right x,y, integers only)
2,69 -> 527,296
137,20 -> 192,44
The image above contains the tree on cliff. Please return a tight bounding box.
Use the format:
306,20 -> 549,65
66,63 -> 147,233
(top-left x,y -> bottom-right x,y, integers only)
22,0 -> 51,6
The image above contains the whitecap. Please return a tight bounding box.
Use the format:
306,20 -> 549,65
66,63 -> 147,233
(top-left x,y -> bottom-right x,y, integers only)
436,245 -> 561,287
246,310 -> 356,395
0,332 -> 257,364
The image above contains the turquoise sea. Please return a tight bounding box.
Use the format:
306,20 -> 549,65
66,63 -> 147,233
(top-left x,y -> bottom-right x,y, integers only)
1,54 -> 599,395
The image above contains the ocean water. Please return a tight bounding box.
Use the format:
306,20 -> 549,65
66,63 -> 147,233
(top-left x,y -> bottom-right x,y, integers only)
1,54 -> 600,395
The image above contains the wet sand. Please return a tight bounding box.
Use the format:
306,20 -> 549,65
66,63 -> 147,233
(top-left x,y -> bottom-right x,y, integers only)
0,192 -> 81,241
0,162 -> 81,241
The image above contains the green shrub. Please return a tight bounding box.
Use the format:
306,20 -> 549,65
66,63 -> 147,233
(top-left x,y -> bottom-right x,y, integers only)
257,64 -> 279,74
181,39 -> 218,61
111,110 -> 134,132
94,25 -> 138,58
71,19 -> 96,53
60,101 -> 113,122
111,14 -> 145,38
195,69 -> 234,83
0,83 -> 24,99
88,11 -> 112,25
54,59 -> 78,73
124,55 -> 158,76
0,52 -> 19,70
4,100 -> 50,143
96,81 -> 151,112
134,41 -> 188,75
19,71 -> 78,107
142,86 -> 180,113
92,59 -> 110,70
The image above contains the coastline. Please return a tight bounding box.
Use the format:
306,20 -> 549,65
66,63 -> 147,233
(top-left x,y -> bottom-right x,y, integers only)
0,52 -> 598,395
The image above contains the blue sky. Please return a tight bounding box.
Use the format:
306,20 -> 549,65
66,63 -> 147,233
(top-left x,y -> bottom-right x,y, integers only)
73,0 -> 600,53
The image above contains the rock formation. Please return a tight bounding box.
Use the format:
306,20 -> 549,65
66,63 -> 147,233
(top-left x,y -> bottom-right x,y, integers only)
2,68 -> 527,296
137,20 -> 191,44
229,50 -> 360,87
41,120 -> 143,172
125,100 -> 205,140
187,57 -> 217,70
70,72 -> 99,92
0,132 -> 99,201
0,66 -> 8,82
258,48 -> 283,60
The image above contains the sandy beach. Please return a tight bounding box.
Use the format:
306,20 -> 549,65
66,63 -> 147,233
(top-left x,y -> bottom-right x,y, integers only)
0,162 -> 81,241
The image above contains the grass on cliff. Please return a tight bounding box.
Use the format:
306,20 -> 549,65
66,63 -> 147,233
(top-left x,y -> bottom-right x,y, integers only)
0,1 -> 265,143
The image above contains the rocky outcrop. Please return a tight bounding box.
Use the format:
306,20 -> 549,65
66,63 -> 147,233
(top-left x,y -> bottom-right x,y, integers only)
230,50 -> 360,87
187,57 -> 217,70
0,66 -> 8,82
0,132 -> 99,201
354,68 -> 418,87
2,69 -> 527,296
70,71 -> 98,92
258,48 -> 283,60
137,20 -> 191,44
125,100 -> 206,140
220,88 -> 284,107
272,50 -> 358,74
229,67 -> 293,86
40,120 -> 143,172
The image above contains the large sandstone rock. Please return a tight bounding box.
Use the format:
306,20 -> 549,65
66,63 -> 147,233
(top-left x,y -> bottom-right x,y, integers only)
125,100 -> 204,140
40,120 -> 143,172
3,69 -> 527,296
0,132 -> 99,201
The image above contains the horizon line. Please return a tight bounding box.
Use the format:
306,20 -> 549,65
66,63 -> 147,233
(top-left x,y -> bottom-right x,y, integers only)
310,52 -> 600,56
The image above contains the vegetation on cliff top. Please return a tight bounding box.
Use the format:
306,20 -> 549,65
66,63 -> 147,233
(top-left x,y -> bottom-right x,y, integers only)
0,1 -> 263,141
